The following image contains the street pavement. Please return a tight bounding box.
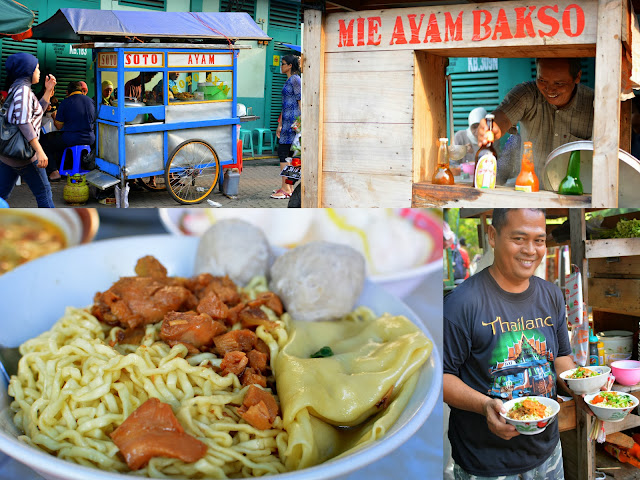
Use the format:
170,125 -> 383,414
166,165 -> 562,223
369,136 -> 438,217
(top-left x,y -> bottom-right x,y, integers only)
4,158 -> 295,208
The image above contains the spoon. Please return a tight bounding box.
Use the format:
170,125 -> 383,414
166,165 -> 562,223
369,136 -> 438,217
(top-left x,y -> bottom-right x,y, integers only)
0,346 -> 21,384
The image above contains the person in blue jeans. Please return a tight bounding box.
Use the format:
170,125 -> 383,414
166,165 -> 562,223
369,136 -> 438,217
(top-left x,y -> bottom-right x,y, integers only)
0,52 -> 56,207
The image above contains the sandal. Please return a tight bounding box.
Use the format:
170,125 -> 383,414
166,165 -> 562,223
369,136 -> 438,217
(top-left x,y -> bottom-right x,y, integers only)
270,189 -> 291,199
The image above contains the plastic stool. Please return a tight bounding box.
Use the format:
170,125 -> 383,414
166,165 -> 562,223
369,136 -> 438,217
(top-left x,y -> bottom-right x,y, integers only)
59,145 -> 91,176
254,128 -> 274,154
239,129 -> 254,158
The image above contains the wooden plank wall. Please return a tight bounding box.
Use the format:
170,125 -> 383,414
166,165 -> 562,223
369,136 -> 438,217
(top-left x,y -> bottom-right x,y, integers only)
321,49 -> 415,206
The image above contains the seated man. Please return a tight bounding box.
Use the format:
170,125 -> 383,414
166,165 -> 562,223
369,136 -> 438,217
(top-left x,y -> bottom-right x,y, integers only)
43,81 -> 96,181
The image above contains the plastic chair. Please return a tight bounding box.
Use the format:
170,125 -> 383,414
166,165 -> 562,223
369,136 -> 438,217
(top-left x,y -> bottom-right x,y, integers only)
59,145 -> 91,177
254,128 -> 274,154
239,129 -> 254,158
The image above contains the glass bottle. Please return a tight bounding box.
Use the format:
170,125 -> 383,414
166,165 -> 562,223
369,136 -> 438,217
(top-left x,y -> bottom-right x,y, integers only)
558,150 -> 583,195
515,141 -> 539,192
432,137 -> 455,185
474,114 -> 497,189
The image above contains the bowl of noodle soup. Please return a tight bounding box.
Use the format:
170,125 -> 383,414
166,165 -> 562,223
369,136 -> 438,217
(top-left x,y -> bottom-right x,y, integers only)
499,396 -> 560,435
0,234 -> 440,480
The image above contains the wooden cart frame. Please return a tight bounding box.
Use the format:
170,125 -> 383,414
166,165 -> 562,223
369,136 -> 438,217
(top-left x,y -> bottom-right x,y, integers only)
301,0 -> 638,208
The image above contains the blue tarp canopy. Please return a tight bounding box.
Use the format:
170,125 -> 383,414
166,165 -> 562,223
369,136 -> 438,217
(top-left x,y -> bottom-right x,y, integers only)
280,43 -> 301,53
30,8 -> 271,44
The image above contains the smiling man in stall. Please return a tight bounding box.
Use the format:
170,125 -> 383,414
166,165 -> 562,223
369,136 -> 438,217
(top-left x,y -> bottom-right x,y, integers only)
443,208 -> 580,480
477,58 -> 594,183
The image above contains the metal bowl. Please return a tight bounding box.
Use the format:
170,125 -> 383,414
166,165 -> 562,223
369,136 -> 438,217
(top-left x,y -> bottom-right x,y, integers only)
542,141 -> 640,206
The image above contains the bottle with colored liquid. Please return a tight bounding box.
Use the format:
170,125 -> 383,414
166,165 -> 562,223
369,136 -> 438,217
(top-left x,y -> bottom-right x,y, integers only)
558,150 -> 583,195
432,137 -> 455,185
597,338 -> 605,367
474,114 -> 497,189
589,328 -> 599,366
515,141 -> 539,192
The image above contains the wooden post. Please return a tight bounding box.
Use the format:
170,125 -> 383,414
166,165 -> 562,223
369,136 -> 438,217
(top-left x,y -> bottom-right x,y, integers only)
413,51 -> 447,183
301,9 -> 325,208
593,0 -> 623,207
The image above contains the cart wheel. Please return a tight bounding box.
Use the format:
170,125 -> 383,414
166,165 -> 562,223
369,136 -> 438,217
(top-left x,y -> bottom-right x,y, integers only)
165,139 -> 220,204
138,175 -> 167,192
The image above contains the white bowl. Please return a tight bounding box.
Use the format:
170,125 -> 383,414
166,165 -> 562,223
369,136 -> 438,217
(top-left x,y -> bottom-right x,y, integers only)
158,209 -> 442,298
0,234 -> 441,480
559,366 -> 611,395
584,391 -> 639,422
499,396 -> 560,435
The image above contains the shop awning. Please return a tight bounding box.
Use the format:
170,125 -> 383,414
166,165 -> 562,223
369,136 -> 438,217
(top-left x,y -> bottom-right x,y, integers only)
0,0 -> 35,36
280,43 -> 301,53
30,8 -> 271,44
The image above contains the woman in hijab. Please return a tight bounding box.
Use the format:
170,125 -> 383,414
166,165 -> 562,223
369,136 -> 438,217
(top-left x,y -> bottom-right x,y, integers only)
0,52 -> 57,207
271,54 -> 301,199
453,107 -> 487,165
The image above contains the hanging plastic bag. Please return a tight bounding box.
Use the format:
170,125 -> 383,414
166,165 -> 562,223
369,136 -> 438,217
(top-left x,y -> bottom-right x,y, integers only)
565,265 -> 584,327
570,308 -> 589,366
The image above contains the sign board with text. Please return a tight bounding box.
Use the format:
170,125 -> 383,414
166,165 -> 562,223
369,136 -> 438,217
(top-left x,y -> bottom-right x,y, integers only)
325,0 -> 597,53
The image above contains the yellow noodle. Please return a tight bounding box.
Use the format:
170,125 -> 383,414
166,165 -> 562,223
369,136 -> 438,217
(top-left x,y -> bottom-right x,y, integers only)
9,277 -> 290,478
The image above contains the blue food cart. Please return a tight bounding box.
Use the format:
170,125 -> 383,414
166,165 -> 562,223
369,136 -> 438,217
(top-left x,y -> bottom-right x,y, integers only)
30,9 -> 270,205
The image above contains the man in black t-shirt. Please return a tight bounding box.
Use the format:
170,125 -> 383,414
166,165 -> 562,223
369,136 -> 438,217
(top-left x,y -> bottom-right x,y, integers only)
443,209 -> 576,480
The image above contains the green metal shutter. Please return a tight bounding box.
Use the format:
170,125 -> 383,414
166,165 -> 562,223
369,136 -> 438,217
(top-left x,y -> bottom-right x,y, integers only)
268,0 -> 302,30
52,55 -> 90,100
0,10 -> 40,90
220,0 -> 257,20
264,0 -> 302,135
449,70 -> 500,138
118,0 -> 166,10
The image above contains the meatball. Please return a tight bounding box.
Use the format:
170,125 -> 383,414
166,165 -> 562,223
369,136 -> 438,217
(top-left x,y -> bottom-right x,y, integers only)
269,242 -> 365,322
195,219 -> 271,286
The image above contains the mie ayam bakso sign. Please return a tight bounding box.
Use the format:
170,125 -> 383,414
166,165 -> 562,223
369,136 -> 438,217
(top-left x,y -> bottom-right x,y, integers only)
325,0 -> 597,52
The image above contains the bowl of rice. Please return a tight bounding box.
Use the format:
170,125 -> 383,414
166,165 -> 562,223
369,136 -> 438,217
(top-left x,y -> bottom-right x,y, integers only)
559,365 -> 611,395
584,391 -> 639,422
499,396 -> 560,435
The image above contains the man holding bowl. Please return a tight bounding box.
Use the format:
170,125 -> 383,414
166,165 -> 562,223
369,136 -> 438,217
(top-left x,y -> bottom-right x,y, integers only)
443,208 -> 577,480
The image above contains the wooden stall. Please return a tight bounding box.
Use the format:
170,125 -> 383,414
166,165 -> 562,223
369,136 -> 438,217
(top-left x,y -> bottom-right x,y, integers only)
301,0 -> 639,208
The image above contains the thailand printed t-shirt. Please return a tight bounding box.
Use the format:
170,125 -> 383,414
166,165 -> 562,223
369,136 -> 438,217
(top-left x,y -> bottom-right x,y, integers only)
56,93 -> 96,146
443,267 -> 571,477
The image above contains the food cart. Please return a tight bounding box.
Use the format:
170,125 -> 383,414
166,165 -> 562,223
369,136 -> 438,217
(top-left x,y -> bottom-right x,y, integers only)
300,0 -> 640,208
30,9 -> 271,205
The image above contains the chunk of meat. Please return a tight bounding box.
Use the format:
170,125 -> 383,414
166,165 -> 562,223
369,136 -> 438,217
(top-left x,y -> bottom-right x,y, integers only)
135,256 -> 168,279
213,329 -> 257,355
112,327 -> 146,347
184,273 -> 216,299
203,276 -> 241,306
196,291 -> 229,320
247,292 -> 284,317
92,277 -> 196,329
219,351 -> 248,376
243,385 -> 279,421
226,302 -> 246,326
247,349 -> 269,373
110,398 -> 207,470
240,401 -> 272,431
255,338 -> 271,357
239,308 -> 276,330
160,311 -> 227,351
241,367 -> 267,388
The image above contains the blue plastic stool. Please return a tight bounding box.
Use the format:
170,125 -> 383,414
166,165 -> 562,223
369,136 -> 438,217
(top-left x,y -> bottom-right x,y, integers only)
254,128 -> 274,154
239,129 -> 254,158
59,145 -> 91,177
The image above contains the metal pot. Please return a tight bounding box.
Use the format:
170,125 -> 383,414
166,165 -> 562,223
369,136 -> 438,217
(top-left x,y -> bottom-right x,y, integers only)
123,97 -> 147,124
